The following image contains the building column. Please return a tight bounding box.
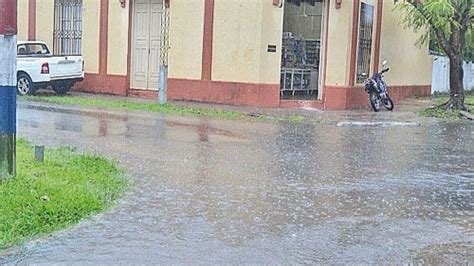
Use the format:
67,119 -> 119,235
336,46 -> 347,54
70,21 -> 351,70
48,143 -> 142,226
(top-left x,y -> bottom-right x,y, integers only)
28,0 -> 36,40
201,0 -> 214,81
99,0 -> 109,75
348,0 -> 360,87
372,0 -> 383,74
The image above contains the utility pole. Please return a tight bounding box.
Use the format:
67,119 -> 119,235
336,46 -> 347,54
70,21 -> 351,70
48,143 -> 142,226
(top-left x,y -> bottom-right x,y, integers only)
158,0 -> 170,105
0,0 -> 17,179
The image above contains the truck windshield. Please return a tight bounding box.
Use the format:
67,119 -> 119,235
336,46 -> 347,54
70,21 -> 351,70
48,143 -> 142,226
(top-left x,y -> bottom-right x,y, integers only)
17,44 -> 50,56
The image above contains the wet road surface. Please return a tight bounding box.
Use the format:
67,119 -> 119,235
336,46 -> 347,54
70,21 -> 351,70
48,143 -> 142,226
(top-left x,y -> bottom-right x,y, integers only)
1,102 -> 473,264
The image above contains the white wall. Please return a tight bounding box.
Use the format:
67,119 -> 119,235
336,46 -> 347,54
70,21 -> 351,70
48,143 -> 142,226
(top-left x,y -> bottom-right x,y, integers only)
432,56 -> 474,93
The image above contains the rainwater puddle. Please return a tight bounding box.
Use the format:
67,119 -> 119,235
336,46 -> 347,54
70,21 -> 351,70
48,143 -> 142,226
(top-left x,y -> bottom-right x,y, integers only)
1,104 -> 472,264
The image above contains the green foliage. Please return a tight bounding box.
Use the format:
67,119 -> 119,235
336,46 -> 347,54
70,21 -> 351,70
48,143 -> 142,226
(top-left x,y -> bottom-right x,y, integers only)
286,115 -> 306,123
420,107 -> 463,119
397,0 -> 473,62
23,95 -> 246,120
420,94 -> 474,119
0,140 -> 127,250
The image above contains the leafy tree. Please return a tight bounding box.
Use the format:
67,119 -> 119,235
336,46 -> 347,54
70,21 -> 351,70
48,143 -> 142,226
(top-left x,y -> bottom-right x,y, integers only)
398,0 -> 473,110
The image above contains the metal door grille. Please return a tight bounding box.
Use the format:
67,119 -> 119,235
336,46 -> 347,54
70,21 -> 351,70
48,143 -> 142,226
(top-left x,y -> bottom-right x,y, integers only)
53,0 -> 83,56
160,2 -> 170,66
356,2 -> 374,83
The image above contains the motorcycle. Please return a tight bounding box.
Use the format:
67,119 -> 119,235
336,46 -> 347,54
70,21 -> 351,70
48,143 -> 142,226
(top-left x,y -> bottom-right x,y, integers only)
364,60 -> 394,112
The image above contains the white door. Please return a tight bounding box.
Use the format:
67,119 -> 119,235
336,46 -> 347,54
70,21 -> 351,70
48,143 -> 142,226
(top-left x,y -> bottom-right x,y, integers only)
148,1 -> 162,90
131,0 -> 162,90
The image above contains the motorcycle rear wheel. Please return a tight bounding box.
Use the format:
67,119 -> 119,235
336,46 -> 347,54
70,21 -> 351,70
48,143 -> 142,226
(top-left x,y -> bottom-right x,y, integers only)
369,93 -> 380,112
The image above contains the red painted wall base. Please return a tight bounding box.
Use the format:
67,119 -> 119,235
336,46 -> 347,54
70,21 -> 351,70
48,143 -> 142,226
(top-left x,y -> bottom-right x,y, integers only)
74,74 -> 430,110
324,85 -> 431,110
74,73 -> 127,95
168,79 -> 281,107
128,89 -> 157,99
279,100 -> 324,109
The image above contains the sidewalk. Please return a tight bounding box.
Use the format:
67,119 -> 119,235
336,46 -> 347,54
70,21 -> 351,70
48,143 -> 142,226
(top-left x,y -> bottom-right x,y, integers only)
29,91 -> 437,124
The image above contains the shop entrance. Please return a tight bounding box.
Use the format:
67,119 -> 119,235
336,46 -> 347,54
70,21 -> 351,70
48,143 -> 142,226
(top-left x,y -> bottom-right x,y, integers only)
281,0 -> 325,100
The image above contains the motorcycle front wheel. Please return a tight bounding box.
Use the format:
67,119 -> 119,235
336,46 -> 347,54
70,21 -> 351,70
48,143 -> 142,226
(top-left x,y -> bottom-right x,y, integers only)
369,93 -> 381,112
383,95 -> 394,111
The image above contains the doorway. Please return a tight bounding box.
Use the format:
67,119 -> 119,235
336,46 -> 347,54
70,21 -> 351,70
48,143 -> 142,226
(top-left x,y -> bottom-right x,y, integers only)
131,0 -> 162,90
281,0 -> 325,100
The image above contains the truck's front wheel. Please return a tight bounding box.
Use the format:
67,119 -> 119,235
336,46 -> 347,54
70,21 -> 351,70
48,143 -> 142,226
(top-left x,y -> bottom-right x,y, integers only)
17,73 -> 35,96
52,83 -> 72,95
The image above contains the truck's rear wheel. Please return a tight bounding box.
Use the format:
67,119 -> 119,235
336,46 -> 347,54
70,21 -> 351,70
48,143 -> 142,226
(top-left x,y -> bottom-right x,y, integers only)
52,83 -> 72,95
17,73 -> 35,95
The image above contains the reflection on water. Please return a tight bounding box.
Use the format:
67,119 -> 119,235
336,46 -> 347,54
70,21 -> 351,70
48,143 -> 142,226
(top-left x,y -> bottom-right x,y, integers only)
2,106 -> 472,264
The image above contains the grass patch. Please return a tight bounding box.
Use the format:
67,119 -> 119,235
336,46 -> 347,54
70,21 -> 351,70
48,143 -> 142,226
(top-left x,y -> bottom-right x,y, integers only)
420,108 -> 464,120
0,139 -> 127,250
22,95 -> 246,120
286,114 -> 306,123
420,94 -> 474,120
22,95 -> 313,124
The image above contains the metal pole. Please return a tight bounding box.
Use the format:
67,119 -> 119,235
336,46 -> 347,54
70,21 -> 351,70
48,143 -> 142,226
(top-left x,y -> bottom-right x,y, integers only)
35,145 -> 44,162
158,65 -> 168,104
0,0 -> 18,180
158,1 -> 169,104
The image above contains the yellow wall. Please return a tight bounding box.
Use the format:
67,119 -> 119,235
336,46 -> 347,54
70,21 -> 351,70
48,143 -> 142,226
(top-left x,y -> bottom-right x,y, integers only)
30,0 -> 102,73
83,0 -> 100,73
380,2 -> 432,86
168,0 -> 204,80
212,1 -> 262,83
35,0 -> 54,48
324,1 -> 352,86
17,0 -> 28,41
16,0 -> 431,91
259,2 -> 284,84
107,0 -> 129,75
212,1 -> 282,84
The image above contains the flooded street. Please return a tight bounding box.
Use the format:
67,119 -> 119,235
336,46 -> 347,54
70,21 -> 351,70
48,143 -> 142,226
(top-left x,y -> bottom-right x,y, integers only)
1,102 -> 473,264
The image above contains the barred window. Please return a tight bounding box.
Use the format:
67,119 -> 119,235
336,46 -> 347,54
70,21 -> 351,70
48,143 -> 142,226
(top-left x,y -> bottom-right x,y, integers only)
356,2 -> 374,83
53,0 -> 83,56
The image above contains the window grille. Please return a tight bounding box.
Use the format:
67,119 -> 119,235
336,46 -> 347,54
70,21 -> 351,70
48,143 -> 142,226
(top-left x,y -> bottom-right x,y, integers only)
356,2 -> 374,83
53,0 -> 83,56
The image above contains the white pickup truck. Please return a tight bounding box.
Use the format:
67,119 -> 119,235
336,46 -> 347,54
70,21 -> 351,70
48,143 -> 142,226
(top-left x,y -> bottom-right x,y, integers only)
16,41 -> 84,95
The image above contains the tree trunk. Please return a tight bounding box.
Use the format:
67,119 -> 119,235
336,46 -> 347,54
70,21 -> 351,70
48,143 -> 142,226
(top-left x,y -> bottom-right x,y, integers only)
447,55 -> 466,110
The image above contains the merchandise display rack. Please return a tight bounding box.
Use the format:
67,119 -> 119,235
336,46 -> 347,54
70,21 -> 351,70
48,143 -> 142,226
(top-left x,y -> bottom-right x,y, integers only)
281,33 -> 320,96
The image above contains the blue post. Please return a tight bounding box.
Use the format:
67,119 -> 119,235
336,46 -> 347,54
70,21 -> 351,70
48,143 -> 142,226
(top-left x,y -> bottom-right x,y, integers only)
0,0 -> 18,179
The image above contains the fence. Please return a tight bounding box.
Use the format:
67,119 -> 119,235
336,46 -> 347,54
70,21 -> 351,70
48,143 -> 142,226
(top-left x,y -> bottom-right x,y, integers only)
432,56 -> 474,93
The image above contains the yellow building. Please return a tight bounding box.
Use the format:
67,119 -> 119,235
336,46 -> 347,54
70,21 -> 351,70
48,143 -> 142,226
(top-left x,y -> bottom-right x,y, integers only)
17,0 -> 432,109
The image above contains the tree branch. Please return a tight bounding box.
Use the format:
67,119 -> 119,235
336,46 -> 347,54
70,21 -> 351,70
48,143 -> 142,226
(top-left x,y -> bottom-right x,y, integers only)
405,0 -> 456,57
460,1 -> 472,35
457,1 -> 472,58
